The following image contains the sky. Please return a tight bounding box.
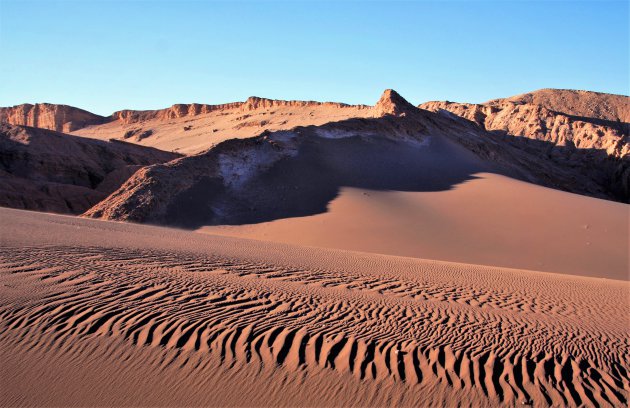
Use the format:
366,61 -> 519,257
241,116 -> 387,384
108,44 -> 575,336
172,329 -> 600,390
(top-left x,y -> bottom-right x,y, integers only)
0,0 -> 628,115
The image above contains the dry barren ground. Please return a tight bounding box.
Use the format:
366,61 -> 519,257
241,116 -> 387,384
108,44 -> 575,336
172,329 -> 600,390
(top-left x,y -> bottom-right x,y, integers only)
0,207 -> 628,407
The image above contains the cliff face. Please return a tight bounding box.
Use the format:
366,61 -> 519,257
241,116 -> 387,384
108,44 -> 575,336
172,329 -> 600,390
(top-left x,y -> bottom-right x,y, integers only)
420,98 -> 628,157
110,102 -> 244,124
109,98 -> 370,125
0,123 -> 180,214
241,96 -> 363,111
491,89 -> 630,123
0,103 -> 106,132
420,90 -> 629,201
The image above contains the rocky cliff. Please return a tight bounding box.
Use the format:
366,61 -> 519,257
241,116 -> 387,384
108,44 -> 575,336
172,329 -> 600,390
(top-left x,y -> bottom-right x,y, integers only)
420,89 -> 629,201
0,123 -> 180,214
0,103 -> 106,132
109,98 -> 370,125
490,88 -> 630,123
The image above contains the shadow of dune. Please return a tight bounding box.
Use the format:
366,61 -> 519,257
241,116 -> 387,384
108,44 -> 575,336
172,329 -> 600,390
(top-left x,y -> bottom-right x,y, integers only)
163,133 -> 488,228
86,109 -> 628,229
487,132 -> 629,203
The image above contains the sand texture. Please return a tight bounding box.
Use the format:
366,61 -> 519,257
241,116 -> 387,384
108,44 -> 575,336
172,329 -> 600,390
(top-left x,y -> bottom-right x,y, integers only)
0,207 -> 628,407
1,88 -> 629,407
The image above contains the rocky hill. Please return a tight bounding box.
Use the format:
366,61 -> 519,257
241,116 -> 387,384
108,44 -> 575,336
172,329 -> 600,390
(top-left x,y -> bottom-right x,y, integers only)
69,97 -> 375,154
0,123 -> 179,214
2,88 -> 627,221
85,89 -> 621,227
0,103 -> 107,133
420,89 -> 629,201
491,88 -> 629,122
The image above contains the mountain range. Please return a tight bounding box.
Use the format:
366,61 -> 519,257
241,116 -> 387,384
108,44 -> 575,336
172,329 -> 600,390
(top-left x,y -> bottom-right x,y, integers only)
1,88 -> 627,221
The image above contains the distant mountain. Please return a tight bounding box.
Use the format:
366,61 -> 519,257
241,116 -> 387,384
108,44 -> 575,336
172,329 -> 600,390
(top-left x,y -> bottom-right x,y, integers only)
0,123 -> 179,214
0,103 -> 107,133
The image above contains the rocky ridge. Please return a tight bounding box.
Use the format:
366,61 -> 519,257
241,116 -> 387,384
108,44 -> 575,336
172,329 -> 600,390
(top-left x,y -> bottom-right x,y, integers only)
0,103 -> 107,133
72,98 -> 368,126
84,89 -> 590,225
0,123 -> 179,214
420,89 -> 629,201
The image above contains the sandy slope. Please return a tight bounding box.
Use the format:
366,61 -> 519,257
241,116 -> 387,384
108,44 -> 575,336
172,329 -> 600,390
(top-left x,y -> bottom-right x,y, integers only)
1,207 -> 628,407
200,173 -> 629,280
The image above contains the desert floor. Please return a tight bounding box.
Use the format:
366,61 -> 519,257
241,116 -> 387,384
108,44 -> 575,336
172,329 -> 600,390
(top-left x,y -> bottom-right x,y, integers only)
0,206 -> 628,407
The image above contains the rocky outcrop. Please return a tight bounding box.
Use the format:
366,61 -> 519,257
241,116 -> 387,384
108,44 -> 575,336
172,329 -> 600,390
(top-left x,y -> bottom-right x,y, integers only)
242,96 -> 363,111
109,98 -> 370,126
111,102 -> 244,124
420,99 -> 628,157
420,89 -> 630,201
0,123 -> 180,214
374,89 -> 418,117
491,88 -> 630,123
0,103 -> 106,132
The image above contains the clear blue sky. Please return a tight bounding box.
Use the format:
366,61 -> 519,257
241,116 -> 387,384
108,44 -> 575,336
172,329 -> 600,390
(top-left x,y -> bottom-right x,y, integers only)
0,0 -> 628,115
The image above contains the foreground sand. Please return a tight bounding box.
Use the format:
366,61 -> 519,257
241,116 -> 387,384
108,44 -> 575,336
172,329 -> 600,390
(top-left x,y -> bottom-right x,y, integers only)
0,207 -> 628,407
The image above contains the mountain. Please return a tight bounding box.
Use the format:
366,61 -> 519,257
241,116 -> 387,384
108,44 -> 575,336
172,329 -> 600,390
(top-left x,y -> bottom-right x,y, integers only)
84,89 -> 599,226
491,88 -> 629,122
0,123 -> 179,214
420,89 -> 629,201
0,103 -> 107,133
2,88 -> 627,218
72,97 -> 376,154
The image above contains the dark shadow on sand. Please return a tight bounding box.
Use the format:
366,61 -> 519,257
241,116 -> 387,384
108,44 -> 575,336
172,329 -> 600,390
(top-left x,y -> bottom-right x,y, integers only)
163,133 -> 491,229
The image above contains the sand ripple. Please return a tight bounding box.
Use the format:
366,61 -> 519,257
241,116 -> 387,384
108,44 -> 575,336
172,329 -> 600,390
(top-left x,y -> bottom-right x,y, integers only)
1,244 -> 627,407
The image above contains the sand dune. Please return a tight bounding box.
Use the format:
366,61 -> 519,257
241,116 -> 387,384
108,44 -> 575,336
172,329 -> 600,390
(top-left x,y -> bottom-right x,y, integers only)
200,172 -> 628,280
1,88 -> 628,407
0,207 -> 628,407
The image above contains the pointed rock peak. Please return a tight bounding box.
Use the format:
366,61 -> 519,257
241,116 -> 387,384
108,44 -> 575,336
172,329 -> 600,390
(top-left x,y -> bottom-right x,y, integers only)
374,89 -> 416,117
243,96 -> 275,111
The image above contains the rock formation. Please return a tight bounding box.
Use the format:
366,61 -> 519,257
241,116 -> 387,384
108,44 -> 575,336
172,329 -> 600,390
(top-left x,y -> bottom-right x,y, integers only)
0,123 -> 179,214
374,89 -> 418,117
85,90 -> 584,226
0,103 -> 106,132
420,89 -> 629,201
491,88 -> 629,122
2,88 -> 627,221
